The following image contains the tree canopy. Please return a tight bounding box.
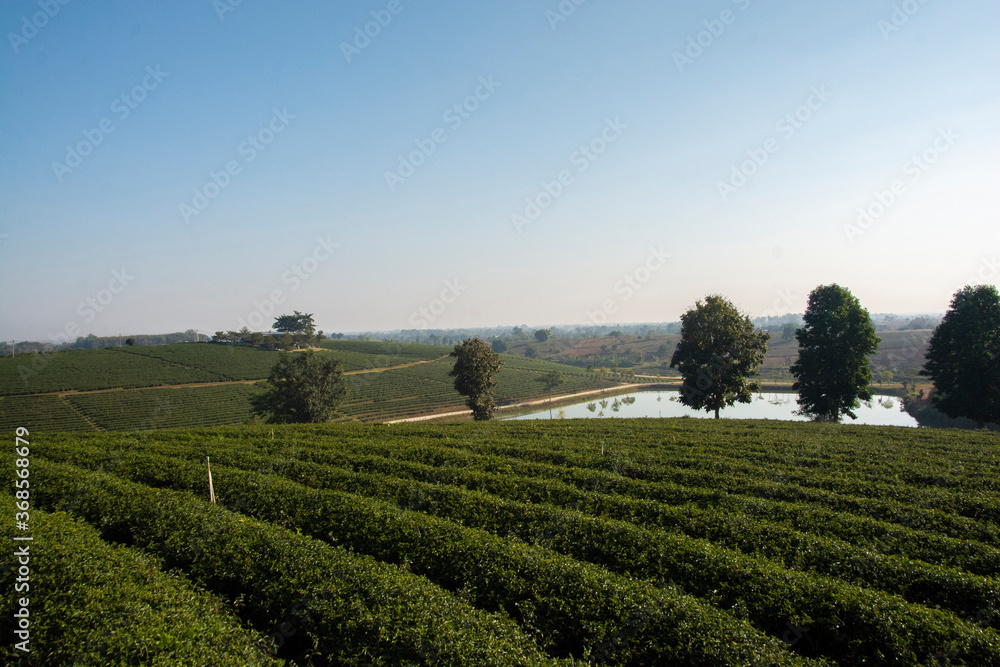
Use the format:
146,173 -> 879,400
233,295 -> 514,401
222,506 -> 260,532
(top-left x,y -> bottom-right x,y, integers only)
791,284 -> 880,421
669,295 -> 770,419
250,350 -> 347,423
449,338 -> 503,421
921,284 -> 1000,429
273,311 -> 316,336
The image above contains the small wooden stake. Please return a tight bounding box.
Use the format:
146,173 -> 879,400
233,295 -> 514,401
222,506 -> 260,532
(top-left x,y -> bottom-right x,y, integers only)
207,456 -> 216,504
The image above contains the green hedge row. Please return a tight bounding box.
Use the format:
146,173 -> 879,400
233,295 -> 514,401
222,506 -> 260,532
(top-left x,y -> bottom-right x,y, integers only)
59,433 -> 995,631
23,460 -> 571,667
0,494 -> 277,666
97,430 -> 1000,580
34,451 -> 818,667
184,441 -> 999,628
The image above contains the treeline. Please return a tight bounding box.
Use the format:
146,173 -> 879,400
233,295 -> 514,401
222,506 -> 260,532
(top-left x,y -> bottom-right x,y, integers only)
1,330 -> 200,355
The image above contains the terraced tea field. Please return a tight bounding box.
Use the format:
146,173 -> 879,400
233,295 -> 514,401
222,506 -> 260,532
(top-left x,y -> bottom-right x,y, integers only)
5,419 -> 998,665
0,342 -> 623,431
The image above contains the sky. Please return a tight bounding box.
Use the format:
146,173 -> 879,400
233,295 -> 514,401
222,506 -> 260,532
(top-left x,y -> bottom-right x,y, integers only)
1,0 -> 998,342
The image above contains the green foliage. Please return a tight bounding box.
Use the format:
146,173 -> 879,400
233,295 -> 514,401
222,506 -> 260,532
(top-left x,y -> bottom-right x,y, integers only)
534,329 -> 551,342
537,370 -> 565,393
271,310 -> 316,336
23,461 -> 560,666
27,419 -> 1000,666
0,394 -> 96,432
251,350 -> 347,423
491,337 -> 509,353
922,284 -> 1000,428
670,295 -> 770,418
450,338 -> 503,420
0,496 -> 276,666
68,384 -> 259,430
791,284 -> 880,421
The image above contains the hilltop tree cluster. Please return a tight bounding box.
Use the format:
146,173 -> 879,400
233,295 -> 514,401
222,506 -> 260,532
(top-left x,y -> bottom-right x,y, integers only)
213,311 -> 325,351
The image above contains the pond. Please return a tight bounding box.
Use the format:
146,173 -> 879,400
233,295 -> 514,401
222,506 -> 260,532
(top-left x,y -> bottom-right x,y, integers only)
505,390 -> 919,427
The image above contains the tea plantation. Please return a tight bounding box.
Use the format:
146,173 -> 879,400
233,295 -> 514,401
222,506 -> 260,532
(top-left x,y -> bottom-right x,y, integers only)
4,419 -> 998,665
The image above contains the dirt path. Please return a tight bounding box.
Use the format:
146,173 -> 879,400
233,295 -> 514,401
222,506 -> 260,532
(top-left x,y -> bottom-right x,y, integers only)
24,356 -> 451,398
385,383 -> 674,424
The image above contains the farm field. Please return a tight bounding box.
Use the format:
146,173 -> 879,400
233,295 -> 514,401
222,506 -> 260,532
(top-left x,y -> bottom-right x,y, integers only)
501,330 -> 933,384
318,339 -> 450,371
0,344 -> 625,431
7,419 -> 999,665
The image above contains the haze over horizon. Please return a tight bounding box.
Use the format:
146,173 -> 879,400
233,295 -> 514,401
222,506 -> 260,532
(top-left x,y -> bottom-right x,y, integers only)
2,1 -> 998,342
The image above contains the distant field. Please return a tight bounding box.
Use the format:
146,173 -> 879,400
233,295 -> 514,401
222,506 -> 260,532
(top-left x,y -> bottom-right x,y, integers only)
9,419 -> 999,664
0,343 -> 625,431
0,347 -> 225,396
502,330 -> 933,381
120,343 -> 282,380
318,339 -> 449,372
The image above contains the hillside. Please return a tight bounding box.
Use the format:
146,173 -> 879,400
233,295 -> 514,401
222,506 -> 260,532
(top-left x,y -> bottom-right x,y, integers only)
0,342 -> 627,432
500,330 -> 933,382
7,419 -> 999,665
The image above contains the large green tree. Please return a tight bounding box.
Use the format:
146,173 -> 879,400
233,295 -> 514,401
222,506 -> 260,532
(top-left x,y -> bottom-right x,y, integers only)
921,284 -> 1000,429
791,284 -> 880,421
449,338 -> 503,421
670,295 -> 770,419
251,350 -> 347,423
272,311 -> 317,345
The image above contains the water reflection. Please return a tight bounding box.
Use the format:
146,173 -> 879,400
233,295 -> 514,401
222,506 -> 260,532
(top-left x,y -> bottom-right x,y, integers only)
506,390 -> 918,427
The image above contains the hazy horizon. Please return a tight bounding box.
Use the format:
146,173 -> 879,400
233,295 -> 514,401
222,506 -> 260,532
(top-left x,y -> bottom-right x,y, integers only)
2,1 -> 997,342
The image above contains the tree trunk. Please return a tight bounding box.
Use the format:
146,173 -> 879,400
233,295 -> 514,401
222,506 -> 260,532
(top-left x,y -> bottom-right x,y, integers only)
714,405 -> 720,419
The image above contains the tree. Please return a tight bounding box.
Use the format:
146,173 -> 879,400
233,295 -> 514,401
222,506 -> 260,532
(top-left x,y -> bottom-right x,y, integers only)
534,329 -> 551,342
791,284 -> 880,421
536,370 -> 564,418
273,311 -> 317,347
125,337 -> 135,347
251,350 -> 347,423
450,338 -> 503,420
781,322 -> 797,342
670,295 -> 770,419
921,284 -> 1000,429
490,337 -> 508,353
524,345 -> 537,359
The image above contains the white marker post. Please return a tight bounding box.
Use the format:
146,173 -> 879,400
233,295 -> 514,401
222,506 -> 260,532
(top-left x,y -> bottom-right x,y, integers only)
207,456 -> 216,504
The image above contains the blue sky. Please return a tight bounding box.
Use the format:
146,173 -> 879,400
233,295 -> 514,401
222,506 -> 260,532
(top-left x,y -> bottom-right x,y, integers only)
1,0 -> 998,341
